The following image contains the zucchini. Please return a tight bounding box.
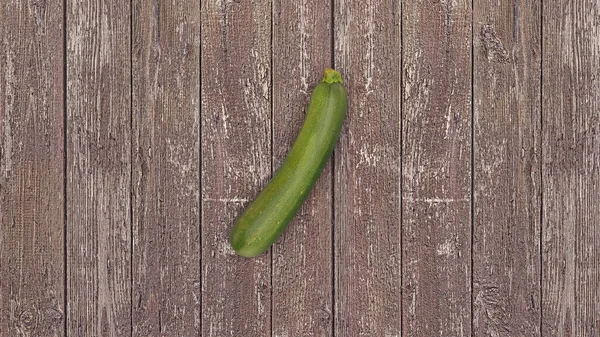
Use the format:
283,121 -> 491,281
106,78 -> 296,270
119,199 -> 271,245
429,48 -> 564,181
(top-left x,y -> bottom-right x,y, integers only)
229,68 -> 347,257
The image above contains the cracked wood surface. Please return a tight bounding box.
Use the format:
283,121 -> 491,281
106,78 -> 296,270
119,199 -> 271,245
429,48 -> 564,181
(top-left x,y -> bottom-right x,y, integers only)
1,1 -> 599,336
334,0 -> 401,336
542,1 -> 600,336
132,1 -> 201,336
1,1 -> 65,336
66,0 -> 132,336
473,1 -> 542,336
272,0 -> 334,336
402,0 -> 472,336
201,0 -> 272,336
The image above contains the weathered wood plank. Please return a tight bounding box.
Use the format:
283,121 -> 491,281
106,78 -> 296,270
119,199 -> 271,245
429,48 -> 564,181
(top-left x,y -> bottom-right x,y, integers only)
66,1 -> 131,335
201,0 -> 271,336
131,1 -> 200,336
401,0 -> 472,336
333,1 -> 401,336
0,1 -> 65,336
472,1 -> 542,336
271,1 -> 333,336
542,1 -> 600,336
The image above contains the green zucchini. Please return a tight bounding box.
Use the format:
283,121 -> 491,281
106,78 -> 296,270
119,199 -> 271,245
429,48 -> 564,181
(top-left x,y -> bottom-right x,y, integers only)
229,68 -> 347,257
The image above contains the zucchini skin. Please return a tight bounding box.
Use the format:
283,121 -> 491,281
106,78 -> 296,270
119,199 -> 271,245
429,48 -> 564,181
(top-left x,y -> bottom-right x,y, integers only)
229,68 -> 347,257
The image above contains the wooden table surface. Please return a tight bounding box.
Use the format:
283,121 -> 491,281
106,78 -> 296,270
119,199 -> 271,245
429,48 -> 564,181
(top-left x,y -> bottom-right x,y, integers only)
1,1 -> 599,336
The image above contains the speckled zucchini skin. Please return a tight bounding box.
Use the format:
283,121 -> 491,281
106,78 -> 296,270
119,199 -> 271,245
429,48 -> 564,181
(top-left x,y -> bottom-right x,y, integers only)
230,69 -> 347,257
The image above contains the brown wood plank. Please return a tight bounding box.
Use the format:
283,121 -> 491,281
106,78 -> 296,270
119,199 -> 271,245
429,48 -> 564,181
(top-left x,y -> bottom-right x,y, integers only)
200,0 -> 271,336
0,1 -> 65,336
401,1 -> 472,336
131,1 -> 200,336
271,1 -> 333,336
66,1 -> 131,336
472,1 -> 542,336
542,1 -> 600,335
333,1 -> 401,336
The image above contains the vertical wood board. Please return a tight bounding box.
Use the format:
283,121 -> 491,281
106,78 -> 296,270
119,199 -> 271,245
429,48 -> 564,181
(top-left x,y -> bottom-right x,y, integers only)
472,0 -> 542,336
402,0 -> 473,336
272,0 -> 334,336
542,1 -> 600,336
201,0 -> 272,336
0,1 -> 65,336
132,0 -> 201,335
334,0 -> 401,335
66,1 -> 131,335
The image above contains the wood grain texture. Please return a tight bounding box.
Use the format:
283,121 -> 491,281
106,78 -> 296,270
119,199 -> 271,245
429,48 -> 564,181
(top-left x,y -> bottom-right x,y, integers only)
542,0 -> 600,336
0,1 -> 65,336
271,1 -> 333,336
401,0 -> 472,336
131,1 -> 200,336
472,1 -> 542,336
66,1 -> 131,336
333,0 -> 401,336
201,0 -> 271,336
